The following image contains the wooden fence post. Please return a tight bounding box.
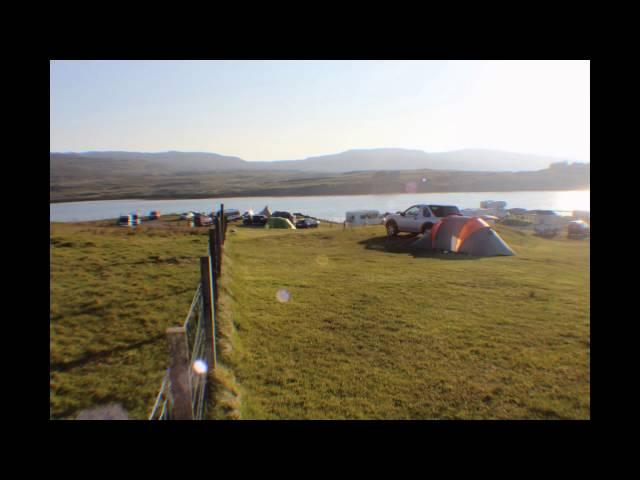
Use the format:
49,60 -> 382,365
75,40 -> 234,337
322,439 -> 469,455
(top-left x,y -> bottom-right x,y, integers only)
209,222 -> 218,271
200,256 -> 216,370
166,327 -> 193,420
215,216 -> 222,276
220,204 -> 225,243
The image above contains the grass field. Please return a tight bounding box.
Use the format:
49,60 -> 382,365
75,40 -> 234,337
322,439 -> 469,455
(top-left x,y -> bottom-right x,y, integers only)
220,223 -> 590,419
49,217 -> 210,419
50,218 -> 590,420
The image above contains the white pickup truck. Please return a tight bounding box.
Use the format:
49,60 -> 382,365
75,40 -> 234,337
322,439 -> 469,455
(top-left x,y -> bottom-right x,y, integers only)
383,204 -> 461,236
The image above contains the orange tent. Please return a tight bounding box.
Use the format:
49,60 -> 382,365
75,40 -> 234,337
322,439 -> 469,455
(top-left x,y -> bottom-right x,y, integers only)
412,216 -> 515,256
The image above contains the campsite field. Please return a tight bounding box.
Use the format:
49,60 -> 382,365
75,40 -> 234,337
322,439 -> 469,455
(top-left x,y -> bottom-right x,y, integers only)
219,223 -> 590,419
50,218 -> 590,420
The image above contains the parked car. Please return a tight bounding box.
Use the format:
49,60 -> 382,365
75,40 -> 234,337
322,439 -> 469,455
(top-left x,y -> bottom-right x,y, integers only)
271,211 -> 296,223
194,213 -> 212,227
220,208 -> 242,222
383,204 -> 461,236
149,210 -> 160,220
568,220 -> 590,238
180,212 -> 195,220
243,214 -> 268,226
295,217 -> 320,228
118,215 -> 131,226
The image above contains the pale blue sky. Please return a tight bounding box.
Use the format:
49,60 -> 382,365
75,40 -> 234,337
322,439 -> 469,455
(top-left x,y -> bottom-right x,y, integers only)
50,60 -> 590,162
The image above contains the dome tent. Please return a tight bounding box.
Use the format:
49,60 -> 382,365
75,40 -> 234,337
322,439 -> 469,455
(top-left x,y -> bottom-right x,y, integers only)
258,205 -> 272,217
412,216 -> 515,256
265,216 -> 296,229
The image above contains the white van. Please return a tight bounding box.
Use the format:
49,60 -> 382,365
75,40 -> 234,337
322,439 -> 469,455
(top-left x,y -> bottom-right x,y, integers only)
345,210 -> 384,226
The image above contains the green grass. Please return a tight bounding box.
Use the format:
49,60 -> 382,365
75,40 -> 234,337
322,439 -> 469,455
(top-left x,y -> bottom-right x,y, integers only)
220,224 -> 590,419
50,218 -> 590,420
50,217 -> 210,419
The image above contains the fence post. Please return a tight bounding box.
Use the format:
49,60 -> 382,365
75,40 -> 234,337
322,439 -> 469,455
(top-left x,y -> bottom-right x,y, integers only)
200,256 -> 216,370
220,204 -> 225,243
209,228 -> 220,306
166,327 -> 193,420
215,215 -> 222,276
209,227 -> 217,277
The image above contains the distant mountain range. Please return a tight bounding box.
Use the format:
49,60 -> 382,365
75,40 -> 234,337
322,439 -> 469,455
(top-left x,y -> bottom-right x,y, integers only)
50,148 -> 586,174
50,148 -> 590,203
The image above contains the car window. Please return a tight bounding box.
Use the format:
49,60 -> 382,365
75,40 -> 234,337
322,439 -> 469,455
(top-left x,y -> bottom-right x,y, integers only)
429,206 -> 460,217
423,208 -> 431,217
405,206 -> 419,216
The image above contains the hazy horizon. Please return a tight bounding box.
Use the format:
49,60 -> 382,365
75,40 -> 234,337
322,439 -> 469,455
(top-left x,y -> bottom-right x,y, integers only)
50,60 -> 590,163
49,146 -> 587,165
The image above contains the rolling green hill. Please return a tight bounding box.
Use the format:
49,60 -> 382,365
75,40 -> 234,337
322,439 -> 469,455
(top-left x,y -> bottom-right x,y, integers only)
50,160 -> 589,203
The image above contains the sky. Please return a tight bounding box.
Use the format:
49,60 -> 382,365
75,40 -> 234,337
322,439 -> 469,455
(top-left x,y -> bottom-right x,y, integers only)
50,60 -> 590,162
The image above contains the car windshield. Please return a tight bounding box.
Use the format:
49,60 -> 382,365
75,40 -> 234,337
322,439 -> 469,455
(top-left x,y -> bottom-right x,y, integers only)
429,205 -> 460,217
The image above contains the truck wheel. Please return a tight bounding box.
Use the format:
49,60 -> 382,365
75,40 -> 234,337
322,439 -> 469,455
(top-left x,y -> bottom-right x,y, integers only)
386,221 -> 398,237
420,222 -> 433,234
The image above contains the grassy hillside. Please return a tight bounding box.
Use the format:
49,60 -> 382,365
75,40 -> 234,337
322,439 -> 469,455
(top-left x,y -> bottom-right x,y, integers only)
50,218 -> 589,419
50,163 -> 589,203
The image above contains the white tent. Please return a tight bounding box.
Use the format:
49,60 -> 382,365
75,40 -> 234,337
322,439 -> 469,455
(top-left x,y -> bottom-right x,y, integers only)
258,206 -> 272,217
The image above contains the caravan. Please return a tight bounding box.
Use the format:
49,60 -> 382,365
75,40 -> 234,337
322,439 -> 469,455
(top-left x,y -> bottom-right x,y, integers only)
345,210 -> 384,226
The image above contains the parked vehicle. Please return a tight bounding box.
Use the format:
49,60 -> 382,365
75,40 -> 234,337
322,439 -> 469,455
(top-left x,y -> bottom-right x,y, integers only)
194,213 -> 212,227
243,214 -> 268,226
345,210 -> 384,226
383,204 -> 461,236
568,220 -> 590,238
295,217 -> 320,228
131,213 -> 142,225
528,210 -> 569,238
272,211 -> 296,223
180,212 -> 195,220
220,208 -> 242,222
149,210 -> 160,220
118,215 -> 132,226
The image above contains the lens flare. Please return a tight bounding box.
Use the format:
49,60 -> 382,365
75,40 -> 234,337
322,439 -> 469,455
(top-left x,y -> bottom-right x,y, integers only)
276,288 -> 291,303
192,359 -> 208,375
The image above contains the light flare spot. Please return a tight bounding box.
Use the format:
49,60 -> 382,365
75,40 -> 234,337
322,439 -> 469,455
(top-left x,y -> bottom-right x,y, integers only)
192,359 -> 208,375
276,288 -> 291,303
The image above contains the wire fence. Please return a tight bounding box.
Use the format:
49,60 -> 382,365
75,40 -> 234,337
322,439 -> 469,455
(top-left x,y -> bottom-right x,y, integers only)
148,205 -> 227,421
185,283 -> 207,420
149,371 -> 172,420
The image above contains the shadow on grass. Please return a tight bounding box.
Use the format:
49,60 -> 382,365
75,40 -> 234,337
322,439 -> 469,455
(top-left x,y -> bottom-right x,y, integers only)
358,235 -> 483,261
50,334 -> 164,373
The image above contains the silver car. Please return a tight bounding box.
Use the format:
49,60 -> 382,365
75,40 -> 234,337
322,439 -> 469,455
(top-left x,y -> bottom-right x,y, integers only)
383,204 -> 461,236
